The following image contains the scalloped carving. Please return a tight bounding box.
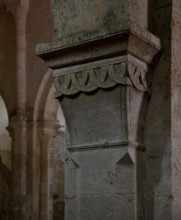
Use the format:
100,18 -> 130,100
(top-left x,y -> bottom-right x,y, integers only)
54,56 -> 149,97
128,62 -> 148,92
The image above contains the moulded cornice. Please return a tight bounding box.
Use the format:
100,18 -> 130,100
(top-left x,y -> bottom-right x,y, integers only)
37,24 -> 161,96
36,24 -> 161,69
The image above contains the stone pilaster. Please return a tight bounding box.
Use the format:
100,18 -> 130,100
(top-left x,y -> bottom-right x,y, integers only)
4,1 -> 29,219
25,121 -> 41,220
5,0 -> 29,114
8,115 -> 27,220
37,1 -> 161,219
40,120 -> 59,220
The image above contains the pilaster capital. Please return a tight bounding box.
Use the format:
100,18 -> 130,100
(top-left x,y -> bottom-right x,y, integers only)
43,120 -> 60,134
6,114 -> 27,138
5,0 -> 29,19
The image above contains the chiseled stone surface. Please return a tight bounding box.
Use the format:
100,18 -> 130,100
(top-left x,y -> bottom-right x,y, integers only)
1,0 -> 181,219
62,88 -> 136,220
144,1 -> 173,219
51,0 -> 148,41
53,131 -> 65,220
37,0 -> 161,219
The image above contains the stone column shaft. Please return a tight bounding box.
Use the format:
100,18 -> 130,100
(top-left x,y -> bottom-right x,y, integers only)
25,121 -> 41,220
8,115 -> 27,220
5,0 -> 29,113
37,1 -> 161,219
4,1 -> 29,220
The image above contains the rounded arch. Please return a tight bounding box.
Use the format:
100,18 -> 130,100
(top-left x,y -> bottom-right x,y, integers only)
34,69 -> 65,128
44,83 -> 59,122
34,69 -> 65,219
34,69 -> 54,121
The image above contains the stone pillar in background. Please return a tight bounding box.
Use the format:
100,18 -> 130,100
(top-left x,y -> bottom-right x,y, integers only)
8,115 -> 27,220
40,121 -> 59,220
171,0 -> 181,218
26,121 -> 41,220
146,1 -> 181,219
4,1 -> 29,219
37,1 -> 161,219
5,0 -> 29,114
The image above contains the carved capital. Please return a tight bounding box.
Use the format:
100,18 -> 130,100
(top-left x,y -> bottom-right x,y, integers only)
37,25 -> 161,97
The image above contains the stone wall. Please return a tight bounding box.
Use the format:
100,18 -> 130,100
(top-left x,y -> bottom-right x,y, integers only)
145,0 -> 172,219
171,0 -> 181,218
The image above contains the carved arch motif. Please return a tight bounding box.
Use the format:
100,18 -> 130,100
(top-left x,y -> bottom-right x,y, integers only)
54,56 -> 149,97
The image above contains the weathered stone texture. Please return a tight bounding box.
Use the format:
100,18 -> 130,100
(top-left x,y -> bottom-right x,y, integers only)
37,1 -> 161,219
53,131 -> 65,220
145,1 -> 172,219
51,0 -> 148,42
171,0 -> 181,218
1,0 -> 181,219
